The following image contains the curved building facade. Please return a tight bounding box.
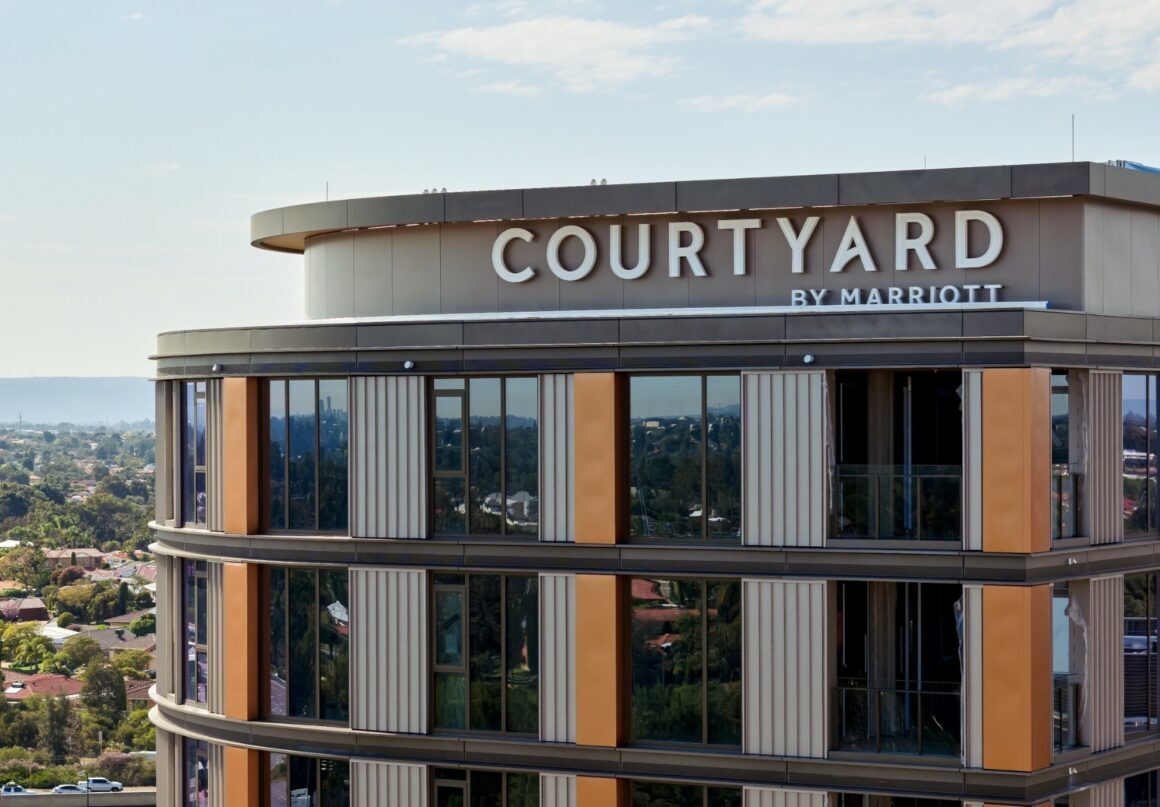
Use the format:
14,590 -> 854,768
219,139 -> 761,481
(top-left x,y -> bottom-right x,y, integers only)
152,162 -> 1160,807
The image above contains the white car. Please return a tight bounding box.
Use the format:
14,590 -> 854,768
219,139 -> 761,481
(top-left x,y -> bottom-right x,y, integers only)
0,781 -> 30,795
78,777 -> 123,792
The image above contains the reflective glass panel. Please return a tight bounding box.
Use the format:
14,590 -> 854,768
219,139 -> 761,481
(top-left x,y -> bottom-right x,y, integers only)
319,760 -> 349,807
631,578 -> 704,743
289,755 -> 317,807
505,378 -> 539,536
435,589 -> 465,667
268,567 -> 288,717
434,478 -> 466,535
318,380 -> 348,532
1125,374 -> 1150,537
269,753 -> 288,807
318,569 -> 349,721
269,382 -> 287,530
434,671 -> 466,730
505,575 -> 539,734
1124,573 -> 1158,733
469,771 -> 502,807
434,395 -> 464,473
469,574 -> 502,731
469,379 -> 503,535
182,383 -> 196,524
706,580 -> 741,745
288,380 -> 317,531
506,773 -> 539,807
629,377 -> 704,539
288,569 -> 318,719
705,376 -> 741,540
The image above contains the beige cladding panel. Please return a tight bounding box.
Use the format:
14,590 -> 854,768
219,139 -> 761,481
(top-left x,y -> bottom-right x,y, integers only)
206,379 -> 224,533
155,727 -> 176,807
743,787 -> 828,807
742,371 -> 826,547
155,381 -> 174,524
743,579 -> 827,757
301,200 -> 1087,319
963,370 -> 983,551
1089,779 -> 1126,807
350,567 -> 428,734
351,376 -> 427,539
208,743 -> 225,807
154,553 -> 174,698
542,774 -> 577,807
1089,371 -> 1124,545
540,374 -> 574,543
1088,575 -> 1125,752
540,573 -> 577,743
352,760 -> 427,807
206,562 -> 224,715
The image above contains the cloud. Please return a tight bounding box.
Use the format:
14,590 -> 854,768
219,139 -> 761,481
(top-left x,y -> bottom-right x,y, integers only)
143,162 -> 181,177
679,91 -> 798,112
121,12 -> 144,22
1129,61 -> 1160,91
474,80 -> 544,95
403,15 -> 710,92
928,75 -> 1117,106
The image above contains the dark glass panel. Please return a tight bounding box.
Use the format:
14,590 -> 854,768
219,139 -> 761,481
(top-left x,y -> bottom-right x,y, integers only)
269,753 -> 289,807
318,570 -> 349,721
1125,374 -> 1150,537
505,378 -> 539,536
1125,770 -> 1160,807
435,589 -> 465,667
319,760 -> 349,807
469,575 -> 502,731
196,570 -> 207,644
1152,377 -> 1159,534
434,394 -> 464,473
506,773 -> 540,807
269,381 -> 287,530
1125,573 -> 1158,733
631,578 -> 704,743
194,471 -> 206,526
708,788 -> 743,807
195,381 -> 207,465
434,478 -> 465,535
433,672 -> 466,730
182,383 -> 196,524
289,755 -> 317,807
469,378 -> 503,535
184,560 -> 196,700
436,785 -> 466,807
505,575 -> 539,734
196,649 -> 207,703
288,380 -> 318,531
706,580 -> 741,745
1050,373 -> 1069,465
288,569 -> 318,719
632,782 -> 704,807
434,379 -> 466,390
629,377 -> 704,539
469,770 -> 502,807
434,573 -> 466,586
705,376 -> 741,540
318,379 -> 348,532
268,567 -> 287,717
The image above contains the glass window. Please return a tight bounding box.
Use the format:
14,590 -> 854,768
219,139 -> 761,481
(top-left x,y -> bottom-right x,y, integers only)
835,581 -> 961,756
432,377 -> 539,537
183,560 -> 208,705
630,578 -> 741,746
184,737 -> 208,807
631,781 -> 741,807
432,573 -> 538,734
1051,372 -> 1079,540
431,769 -> 539,807
629,376 -> 741,541
1125,374 -> 1159,537
265,566 -> 349,723
1125,573 -> 1159,734
1053,583 -> 1082,751
266,379 -> 349,533
267,753 -> 349,807
1127,769 -> 1160,807
182,381 -> 208,527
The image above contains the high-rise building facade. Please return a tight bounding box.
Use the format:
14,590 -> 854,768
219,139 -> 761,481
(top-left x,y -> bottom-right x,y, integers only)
150,162 -> 1160,807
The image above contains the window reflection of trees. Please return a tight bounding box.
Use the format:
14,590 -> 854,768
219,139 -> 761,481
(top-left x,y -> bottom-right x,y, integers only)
629,376 -> 741,541
430,768 -> 539,807
631,781 -> 742,807
266,753 -> 349,807
631,578 -> 741,746
1124,374 -> 1159,537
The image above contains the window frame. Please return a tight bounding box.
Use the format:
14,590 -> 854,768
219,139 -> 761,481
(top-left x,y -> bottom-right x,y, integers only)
627,576 -> 743,748
626,373 -> 742,544
428,376 -> 540,539
181,380 -> 208,528
1125,572 -> 1160,738
429,571 -> 539,736
183,737 -> 208,807
430,768 -> 540,807
262,378 -> 349,535
183,560 -> 208,706
262,752 -> 350,807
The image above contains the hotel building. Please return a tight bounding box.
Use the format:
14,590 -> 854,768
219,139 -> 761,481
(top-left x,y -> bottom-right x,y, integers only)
150,162 -> 1160,807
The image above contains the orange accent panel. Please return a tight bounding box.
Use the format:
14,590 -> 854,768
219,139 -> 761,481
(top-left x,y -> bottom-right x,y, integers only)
222,745 -> 261,807
222,563 -> 260,720
982,585 -> 1052,771
982,368 -> 1050,553
573,373 -> 623,544
577,776 -> 628,807
575,574 -> 625,747
223,377 -> 260,535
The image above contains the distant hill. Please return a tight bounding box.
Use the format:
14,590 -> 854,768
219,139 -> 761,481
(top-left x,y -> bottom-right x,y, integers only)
0,378 -> 153,426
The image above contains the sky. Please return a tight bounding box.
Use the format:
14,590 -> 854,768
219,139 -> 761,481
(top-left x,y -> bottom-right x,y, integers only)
1,0 -> 1159,377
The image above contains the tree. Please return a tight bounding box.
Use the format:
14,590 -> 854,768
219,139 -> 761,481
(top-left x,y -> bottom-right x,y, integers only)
110,708 -> 154,751
0,483 -> 37,521
33,695 -> 73,761
57,635 -> 104,672
82,660 -> 126,728
50,565 -> 85,586
127,613 -> 155,637
54,584 -> 96,623
0,546 -> 48,589
111,650 -> 152,680
1,623 -> 52,666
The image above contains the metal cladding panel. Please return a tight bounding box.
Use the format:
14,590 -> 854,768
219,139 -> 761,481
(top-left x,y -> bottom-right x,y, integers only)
1089,575 -> 1125,752
540,573 -> 577,743
155,381 -> 174,524
962,585 -> 984,767
541,774 -> 577,807
206,562 -> 224,715
352,760 -> 427,807
350,567 -> 429,734
1090,371 -> 1124,545
351,376 -> 428,539
742,372 -> 826,547
540,374 -> 574,543
1089,779 -> 1125,807
208,743 -> 225,807
170,383 -> 183,529
206,380 -> 224,533
155,553 -> 174,698
743,787 -> 828,807
155,728 -> 176,807
742,579 -> 827,758
963,371 -> 983,551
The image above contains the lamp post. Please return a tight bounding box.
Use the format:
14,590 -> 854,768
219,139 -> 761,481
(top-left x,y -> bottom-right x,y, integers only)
82,769 -> 90,807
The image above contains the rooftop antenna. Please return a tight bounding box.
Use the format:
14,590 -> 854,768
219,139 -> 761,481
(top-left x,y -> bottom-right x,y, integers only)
924,155 -> 927,169
1071,114 -> 1075,161
326,181 -> 329,201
